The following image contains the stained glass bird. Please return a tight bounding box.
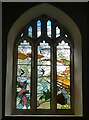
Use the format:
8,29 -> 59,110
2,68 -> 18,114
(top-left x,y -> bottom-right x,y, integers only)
20,69 -> 25,77
40,68 -> 45,76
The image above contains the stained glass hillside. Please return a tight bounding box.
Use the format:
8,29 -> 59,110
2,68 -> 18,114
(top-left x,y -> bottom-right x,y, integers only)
37,41 -> 51,109
56,40 -> 70,109
16,40 -> 31,109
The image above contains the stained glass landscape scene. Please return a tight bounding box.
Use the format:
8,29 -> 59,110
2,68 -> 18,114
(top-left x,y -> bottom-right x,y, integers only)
16,39 -> 71,110
56,40 -> 70,109
16,40 -> 31,109
37,41 -> 51,109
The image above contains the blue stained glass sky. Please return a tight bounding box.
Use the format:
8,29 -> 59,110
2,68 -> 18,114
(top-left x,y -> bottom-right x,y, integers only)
47,20 -> 51,26
28,26 -> 32,31
37,20 -> 41,27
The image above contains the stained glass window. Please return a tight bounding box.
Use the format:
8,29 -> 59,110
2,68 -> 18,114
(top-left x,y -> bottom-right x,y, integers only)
56,26 -> 60,38
37,20 -> 41,37
56,40 -> 70,109
47,20 -> 51,37
37,41 -> 51,109
14,15 -> 73,114
28,26 -> 32,37
16,40 -> 31,109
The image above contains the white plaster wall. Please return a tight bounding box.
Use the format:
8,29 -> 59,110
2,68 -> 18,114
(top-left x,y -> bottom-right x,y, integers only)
5,3 -> 82,116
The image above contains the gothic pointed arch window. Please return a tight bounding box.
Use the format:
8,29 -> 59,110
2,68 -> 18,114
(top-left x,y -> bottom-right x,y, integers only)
5,3 -> 82,116
11,15 -> 74,115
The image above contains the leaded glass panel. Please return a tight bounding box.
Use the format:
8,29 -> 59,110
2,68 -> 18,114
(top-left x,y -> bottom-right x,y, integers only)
37,41 -> 51,109
56,40 -> 70,109
16,40 -> 31,109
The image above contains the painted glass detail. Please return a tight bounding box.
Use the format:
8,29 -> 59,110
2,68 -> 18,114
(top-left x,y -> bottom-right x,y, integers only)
37,20 -> 41,37
37,41 -> 51,109
47,20 -> 51,38
16,40 -> 31,109
56,40 -> 70,109
28,26 -> 32,37
56,26 -> 60,38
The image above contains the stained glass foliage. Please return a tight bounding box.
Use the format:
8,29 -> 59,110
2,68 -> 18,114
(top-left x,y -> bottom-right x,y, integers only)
37,20 -> 41,37
47,20 -> 51,38
28,26 -> 32,37
16,40 -> 31,109
56,40 -> 70,109
37,41 -> 51,109
56,26 -> 60,38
